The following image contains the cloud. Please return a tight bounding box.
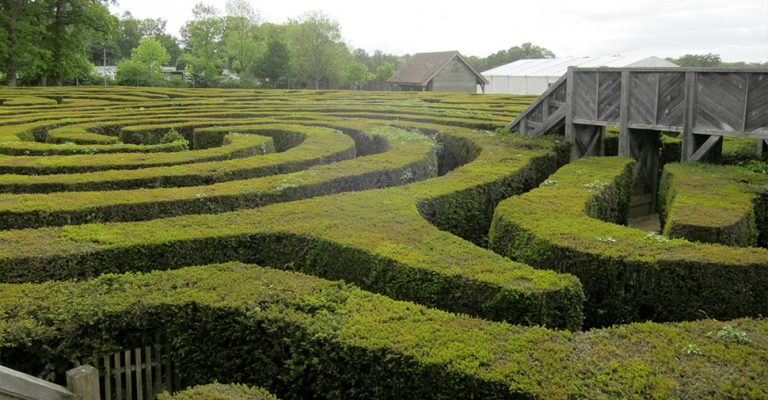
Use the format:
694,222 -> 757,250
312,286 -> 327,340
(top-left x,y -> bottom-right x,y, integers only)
111,0 -> 768,62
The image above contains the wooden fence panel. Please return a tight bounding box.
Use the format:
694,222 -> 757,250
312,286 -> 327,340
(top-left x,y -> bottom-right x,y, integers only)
572,72 -> 598,121
597,71 -> 621,123
628,72 -> 658,126
747,73 -> 768,132
695,72 -> 748,132
656,72 -> 685,127
91,343 -> 178,400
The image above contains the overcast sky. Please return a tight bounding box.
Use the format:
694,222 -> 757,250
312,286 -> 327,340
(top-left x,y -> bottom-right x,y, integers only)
110,0 -> 768,63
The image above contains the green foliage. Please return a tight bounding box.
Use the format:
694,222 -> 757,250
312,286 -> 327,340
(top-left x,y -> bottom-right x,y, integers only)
116,37 -> 170,87
466,42 -> 556,72
181,3 -> 225,88
285,11 -> 349,89
659,162 -> 768,247
161,128 -> 185,144
489,157 -> 768,327
221,0 -> 262,79
0,263 -> 765,399
716,325 -> 751,344
0,99 -> 582,329
158,383 -> 278,400
374,63 -> 395,82
254,39 -> 290,86
0,87 -> 766,399
668,53 -> 722,67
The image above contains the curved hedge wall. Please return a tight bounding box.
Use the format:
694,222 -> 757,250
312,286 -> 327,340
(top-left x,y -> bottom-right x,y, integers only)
1,264 -> 766,399
489,157 -> 768,327
660,162 -> 768,247
0,87 -> 764,399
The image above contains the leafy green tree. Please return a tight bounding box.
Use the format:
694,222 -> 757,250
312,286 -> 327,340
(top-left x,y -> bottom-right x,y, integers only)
344,61 -> 373,89
374,63 -> 395,82
154,33 -> 182,67
222,0 -> 262,77
467,42 -> 556,72
668,53 -> 722,67
92,12 -> 179,67
0,0 -> 48,86
286,11 -> 349,89
40,0 -> 115,86
354,49 -> 401,73
181,3 -> 224,87
115,59 -> 143,86
254,38 -> 290,87
116,37 -> 169,86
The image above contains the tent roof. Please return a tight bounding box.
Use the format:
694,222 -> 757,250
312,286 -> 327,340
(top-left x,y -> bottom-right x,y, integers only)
482,56 -> 678,77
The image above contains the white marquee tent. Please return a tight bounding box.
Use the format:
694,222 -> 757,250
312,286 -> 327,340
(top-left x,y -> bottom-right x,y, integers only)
481,56 -> 678,95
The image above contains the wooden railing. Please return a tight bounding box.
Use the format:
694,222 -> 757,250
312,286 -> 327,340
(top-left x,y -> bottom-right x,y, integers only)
1,341 -> 180,400
0,364 -> 98,400
508,67 -> 768,205
506,75 -> 567,137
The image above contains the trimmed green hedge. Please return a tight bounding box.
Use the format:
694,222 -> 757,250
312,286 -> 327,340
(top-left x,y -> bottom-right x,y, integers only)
158,384 -> 278,400
0,139 -> 190,156
417,133 -> 569,245
1,264 -> 765,399
490,156 -> 768,327
659,163 -> 768,247
0,124 -> 355,193
0,127 -> 437,229
0,127 -> 583,329
0,133 -> 273,175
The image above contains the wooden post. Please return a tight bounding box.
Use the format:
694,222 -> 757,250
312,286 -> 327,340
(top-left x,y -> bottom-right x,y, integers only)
66,365 -> 100,400
564,67 -> 575,143
618,71 -> 631,157
681,71 -> 697,161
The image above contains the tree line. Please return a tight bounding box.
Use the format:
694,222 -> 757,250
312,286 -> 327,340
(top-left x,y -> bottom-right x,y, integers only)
1,0 -> 762,89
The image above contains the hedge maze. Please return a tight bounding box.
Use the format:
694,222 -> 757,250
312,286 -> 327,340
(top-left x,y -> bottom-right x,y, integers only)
0,88 -> 765,399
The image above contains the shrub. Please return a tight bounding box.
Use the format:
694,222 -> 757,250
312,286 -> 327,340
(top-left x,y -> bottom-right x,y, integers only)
489,157 -> 768,327
0,264 -> 764,399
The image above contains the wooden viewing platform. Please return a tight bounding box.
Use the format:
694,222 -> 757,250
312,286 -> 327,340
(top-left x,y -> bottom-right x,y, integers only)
508,67 -> 768,207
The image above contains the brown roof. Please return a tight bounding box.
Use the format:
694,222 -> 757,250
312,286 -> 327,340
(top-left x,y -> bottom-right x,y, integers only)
387,51 -> 488,85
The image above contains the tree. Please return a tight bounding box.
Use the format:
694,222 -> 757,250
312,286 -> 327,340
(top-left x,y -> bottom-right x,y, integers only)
154,33 -> 182,67
116,37 -> 169,86
115,59 -> 143,86
40,0 -> 115,86
668,53 -> 722,67
344,61 -> 373,90
92,12 -> 179,67
0,0 -> 48,86
467,43 -> 556,72
116,38 -> 169,87
181,3 -> 224,87
222,0 -> 262,77
374,63 -> 395,82
254,38 -> 290,87
286,11 -> 349,89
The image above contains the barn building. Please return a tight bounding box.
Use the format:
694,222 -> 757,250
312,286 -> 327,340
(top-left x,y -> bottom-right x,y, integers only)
482,56 -> 678,95
387,51 -> 488,93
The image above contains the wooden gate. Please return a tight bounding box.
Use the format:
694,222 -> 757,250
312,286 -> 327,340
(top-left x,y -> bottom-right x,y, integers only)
84,343 -> 180,400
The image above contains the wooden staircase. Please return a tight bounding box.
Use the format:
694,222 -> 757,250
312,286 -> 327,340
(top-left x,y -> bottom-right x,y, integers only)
506,75 -> 567,137
508,67 -> 768,215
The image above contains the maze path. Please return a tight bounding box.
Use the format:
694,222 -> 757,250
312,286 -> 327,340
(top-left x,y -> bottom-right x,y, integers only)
0,87 -> 765,399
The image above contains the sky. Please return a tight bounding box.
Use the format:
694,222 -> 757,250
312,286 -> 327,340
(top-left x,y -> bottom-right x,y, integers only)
110,0 -> 768,63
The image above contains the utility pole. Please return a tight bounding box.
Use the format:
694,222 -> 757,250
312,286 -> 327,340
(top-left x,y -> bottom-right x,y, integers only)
103,45 -> 107,87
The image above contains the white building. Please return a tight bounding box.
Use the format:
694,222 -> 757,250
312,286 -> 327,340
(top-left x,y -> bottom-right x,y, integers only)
93,65 -> 117,80
482,56 -> 678,95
